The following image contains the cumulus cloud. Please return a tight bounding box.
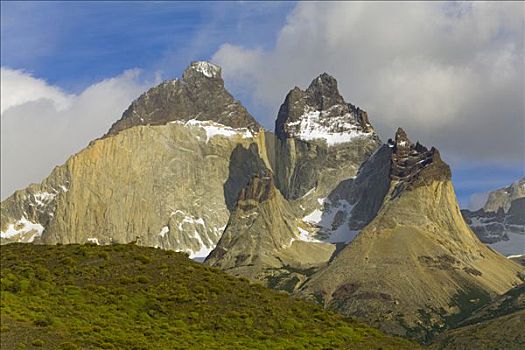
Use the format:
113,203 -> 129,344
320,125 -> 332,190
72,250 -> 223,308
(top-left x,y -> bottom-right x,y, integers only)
213,2 -> 524,165
0,68 -> 72,114
1,68 -> 150,198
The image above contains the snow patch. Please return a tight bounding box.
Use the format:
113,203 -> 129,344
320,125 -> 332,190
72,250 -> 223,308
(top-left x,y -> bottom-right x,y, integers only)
159,226 -> 169,238
1,217 -> 44,239
287,107 -> 372,146
508,254 -> 524,259
87,237 -> 100,245
191,61 -> 221,78
176,119 -> 253,143
296,227 -> 320,242
33,191 -> 56,206
303,199 -> 358,243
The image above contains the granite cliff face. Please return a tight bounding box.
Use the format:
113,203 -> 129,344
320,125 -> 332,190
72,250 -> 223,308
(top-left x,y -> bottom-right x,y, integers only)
204,73 -> 381,283
462,178 -> 525,257
0,62 -> 270,258
300,129 -> 524,342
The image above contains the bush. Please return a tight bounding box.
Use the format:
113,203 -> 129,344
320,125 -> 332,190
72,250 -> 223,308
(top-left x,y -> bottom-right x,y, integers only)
33,315 -> 53,327
134,255 -> 152,264
59,342 -> 79,350
137,276 -> 150,284
31,339 -> 45,347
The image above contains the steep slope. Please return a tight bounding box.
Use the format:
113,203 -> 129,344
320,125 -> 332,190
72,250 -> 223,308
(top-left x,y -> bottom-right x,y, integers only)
301,129 -> 524,342
271,73 -> 381,240
106,61 -> 260,136
0,243 -> 420,350
302,143 -> 393,243
462,178 -> 525,256
431,284 -> 525,349
206,172 -> 335,290
1,62 -> 271,258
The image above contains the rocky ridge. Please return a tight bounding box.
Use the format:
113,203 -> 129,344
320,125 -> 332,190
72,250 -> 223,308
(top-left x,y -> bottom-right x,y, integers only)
462,177 -> 525,256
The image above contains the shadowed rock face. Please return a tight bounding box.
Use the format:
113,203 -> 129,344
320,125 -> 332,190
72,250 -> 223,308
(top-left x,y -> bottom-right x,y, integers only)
388,128 -> 450,198
106,61 -> 260,137
236,173 -> 275,210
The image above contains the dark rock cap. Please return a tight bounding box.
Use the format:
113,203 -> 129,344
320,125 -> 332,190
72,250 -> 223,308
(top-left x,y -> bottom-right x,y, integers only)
105,61 -> 260,137
275,72 -> 375,140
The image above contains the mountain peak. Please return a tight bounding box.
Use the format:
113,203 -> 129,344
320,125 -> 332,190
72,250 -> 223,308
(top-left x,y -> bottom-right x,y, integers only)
105,62 -> 259,136
305,72 -> 345,109
183,61 -> 222,80
274,73 -> 377,144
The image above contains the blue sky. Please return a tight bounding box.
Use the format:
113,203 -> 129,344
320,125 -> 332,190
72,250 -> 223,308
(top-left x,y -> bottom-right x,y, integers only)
1,2 -> 523,206
1,1 -> 294,91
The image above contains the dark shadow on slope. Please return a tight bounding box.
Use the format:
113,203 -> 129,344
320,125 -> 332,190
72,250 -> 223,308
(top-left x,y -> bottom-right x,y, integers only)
223,143 -> 268,211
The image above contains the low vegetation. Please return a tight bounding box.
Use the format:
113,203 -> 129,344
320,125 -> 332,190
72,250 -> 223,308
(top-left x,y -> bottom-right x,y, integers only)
1,243 -> 419,349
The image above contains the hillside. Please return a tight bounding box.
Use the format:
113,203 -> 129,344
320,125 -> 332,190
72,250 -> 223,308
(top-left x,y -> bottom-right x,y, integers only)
431,285 -> 525,349
0,243 -> 419,350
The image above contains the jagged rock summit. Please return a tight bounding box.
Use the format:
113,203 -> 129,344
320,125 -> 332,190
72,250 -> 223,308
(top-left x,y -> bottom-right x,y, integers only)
206,171 -> 335,287
275,73 -> 373,144
106,61 -> 260,136
300,128 -> 524,341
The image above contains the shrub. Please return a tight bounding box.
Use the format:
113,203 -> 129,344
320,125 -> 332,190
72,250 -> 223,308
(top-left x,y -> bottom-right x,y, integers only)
137,276 -> 150,284
31,339 -> 45,347
59,342 -> 79,350
134,255 -> 152,264
33,315 -> 53,327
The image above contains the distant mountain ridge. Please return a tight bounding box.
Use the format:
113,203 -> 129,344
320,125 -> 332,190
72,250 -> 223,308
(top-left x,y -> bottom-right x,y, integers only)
462,177 -> 525,256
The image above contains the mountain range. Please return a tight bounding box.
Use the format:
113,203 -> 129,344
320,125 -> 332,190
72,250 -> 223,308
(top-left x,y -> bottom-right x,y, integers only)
1,61 -> 523,347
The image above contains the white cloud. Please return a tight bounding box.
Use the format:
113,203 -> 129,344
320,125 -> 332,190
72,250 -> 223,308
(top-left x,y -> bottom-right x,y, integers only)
1,68 -> 150,199
213,2 -> 524,164
0,68 -> 72,114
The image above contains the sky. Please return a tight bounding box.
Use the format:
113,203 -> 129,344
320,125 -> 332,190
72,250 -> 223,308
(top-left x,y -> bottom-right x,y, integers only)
1,1 -> 524,208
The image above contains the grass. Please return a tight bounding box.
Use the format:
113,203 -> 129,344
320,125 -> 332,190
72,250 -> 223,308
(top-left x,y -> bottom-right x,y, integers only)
0,243 -> 419,349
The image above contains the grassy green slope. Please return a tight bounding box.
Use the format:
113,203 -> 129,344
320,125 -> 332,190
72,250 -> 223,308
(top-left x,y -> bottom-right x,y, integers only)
0,244 -> 419,350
